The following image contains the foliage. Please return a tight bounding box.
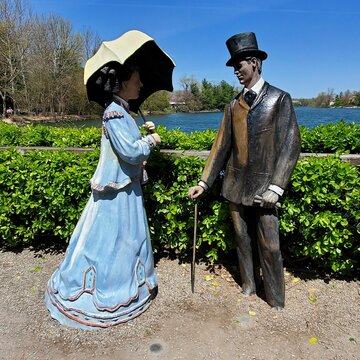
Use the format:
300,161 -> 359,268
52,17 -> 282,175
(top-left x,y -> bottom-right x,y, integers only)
0,0 -> 101,116
299,121 -> 360,153
295,89 -> 360,108
142,91 -> 172,113
156,126 -> 217,150
177,76 -> 202,112
0,0 -> 238,117
1,120 -> 360,154
333,90 -> 360,107
143,152 -> 233,262
0,0 -> 32,117
279,156 -> 360,274
157,121 -> 360,154
0,145 -> 359,275
0,122 -> 102,148
174,77 -> 239,112
0,148 -> 98,247
201,79 -> 218,110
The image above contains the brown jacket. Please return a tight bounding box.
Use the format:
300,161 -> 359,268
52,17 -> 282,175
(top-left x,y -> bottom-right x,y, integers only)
201,82 -> 301,205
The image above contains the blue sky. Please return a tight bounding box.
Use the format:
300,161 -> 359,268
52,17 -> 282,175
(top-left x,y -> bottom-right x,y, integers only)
27,0 -> 360,98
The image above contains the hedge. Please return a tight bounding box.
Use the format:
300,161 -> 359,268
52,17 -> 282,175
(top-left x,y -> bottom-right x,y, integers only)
0,147 -> 359,275
1,120 -> 360,153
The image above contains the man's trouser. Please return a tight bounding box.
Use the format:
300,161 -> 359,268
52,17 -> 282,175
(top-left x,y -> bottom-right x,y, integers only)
229,203 -> 285,308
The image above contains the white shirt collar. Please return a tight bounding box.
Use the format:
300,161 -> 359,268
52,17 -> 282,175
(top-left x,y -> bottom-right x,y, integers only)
244,77 -> 265,95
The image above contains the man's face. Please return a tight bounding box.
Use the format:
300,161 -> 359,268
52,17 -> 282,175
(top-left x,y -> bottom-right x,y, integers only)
233,57 -> 258,88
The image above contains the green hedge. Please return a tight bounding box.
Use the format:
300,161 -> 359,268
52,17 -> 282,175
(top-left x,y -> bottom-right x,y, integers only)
0,148 -> 359,275
299,121 -> 360,153
1,120 -> 360,153
279,156 -> 360,273
0,122 -> 101,148
0,149 -> 98,247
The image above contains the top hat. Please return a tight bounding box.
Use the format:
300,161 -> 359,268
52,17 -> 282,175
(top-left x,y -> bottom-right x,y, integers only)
225,32 -> 267,66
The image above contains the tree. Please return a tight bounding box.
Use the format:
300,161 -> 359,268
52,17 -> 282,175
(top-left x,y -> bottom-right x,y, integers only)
142,90 -> 171,113
29,15 -> 83,114
188,81 -> 202,111
214,80 -> 238,110
81,28 -> 102,65
0,0 -> 32,117
200,79 -> 238,111
178,75 -> 201,111
354,92 -> 360,107
313,89 -> 334,108
201,79 -> 216,110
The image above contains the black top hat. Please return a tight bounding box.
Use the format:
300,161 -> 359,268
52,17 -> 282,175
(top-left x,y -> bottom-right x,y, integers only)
225,32 -> 267,66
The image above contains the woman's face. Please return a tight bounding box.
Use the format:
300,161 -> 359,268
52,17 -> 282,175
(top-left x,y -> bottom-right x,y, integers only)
121,70 -> 143,101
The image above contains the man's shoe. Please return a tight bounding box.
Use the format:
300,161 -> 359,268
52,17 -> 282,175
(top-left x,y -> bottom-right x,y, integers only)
241,287 -> 256,297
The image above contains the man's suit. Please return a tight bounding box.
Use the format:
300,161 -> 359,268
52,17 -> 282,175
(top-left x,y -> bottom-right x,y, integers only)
200,81 -> 300,307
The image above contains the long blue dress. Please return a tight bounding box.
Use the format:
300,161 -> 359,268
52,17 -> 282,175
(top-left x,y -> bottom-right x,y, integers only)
45,99 -> 158,329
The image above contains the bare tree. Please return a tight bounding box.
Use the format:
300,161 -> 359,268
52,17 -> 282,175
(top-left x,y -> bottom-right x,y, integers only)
178,75 -> 202,111
0,0 -> 32,117
81,28 -> 102,65
29,14 -> 83,114
314,88 -> 336,108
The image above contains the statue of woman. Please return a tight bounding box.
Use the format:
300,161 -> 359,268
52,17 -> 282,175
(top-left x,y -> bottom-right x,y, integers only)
45,64 -> 161,329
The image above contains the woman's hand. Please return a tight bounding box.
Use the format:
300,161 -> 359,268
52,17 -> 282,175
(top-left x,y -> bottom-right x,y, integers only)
144,121 -> 155,133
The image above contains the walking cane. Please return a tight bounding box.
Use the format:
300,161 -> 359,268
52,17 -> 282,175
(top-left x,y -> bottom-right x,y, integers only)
191,202 -> 198,293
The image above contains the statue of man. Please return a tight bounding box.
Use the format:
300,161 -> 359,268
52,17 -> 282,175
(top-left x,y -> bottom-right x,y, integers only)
188,32 -> 301,309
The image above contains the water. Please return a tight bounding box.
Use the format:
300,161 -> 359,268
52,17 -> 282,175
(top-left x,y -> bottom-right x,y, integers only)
294,107 -> 360,128
50,107 -> 360,133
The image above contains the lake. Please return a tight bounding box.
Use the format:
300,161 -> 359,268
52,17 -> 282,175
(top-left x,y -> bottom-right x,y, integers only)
50,107 -> 360,133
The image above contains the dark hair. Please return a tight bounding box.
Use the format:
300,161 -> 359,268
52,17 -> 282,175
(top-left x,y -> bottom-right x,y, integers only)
244,57 -> 262,75
94,62 -> 139,101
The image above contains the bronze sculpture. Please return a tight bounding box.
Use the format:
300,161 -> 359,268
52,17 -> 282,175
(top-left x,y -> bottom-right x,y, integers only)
189,32 -> 300,309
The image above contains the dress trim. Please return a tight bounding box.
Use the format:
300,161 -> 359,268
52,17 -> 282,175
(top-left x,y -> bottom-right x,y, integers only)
49,260 -> 156,313
46,289 -> 152,328
90,174 -> 141,192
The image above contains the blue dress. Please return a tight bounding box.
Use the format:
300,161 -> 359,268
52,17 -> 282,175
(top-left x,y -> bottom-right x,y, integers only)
45,99 -> 158,329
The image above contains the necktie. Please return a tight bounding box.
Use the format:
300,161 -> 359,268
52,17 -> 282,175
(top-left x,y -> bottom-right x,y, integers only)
243,90 -> 257,107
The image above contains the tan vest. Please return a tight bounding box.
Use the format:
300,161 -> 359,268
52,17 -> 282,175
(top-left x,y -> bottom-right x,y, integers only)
230,96 -> 250,168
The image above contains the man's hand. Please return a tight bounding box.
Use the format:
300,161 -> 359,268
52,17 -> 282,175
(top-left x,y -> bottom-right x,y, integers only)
150,133 -> 161,145
259,190 -> 279,208
188,185 -> 205,200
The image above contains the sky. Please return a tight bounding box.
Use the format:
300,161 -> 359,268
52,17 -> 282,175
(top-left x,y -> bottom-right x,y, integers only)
26,0 -> 360,99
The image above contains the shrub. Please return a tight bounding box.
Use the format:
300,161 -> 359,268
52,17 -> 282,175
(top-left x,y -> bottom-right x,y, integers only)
0,121 -> 359,275
144,151 -> 233,262
299,120 -> 360,153
1,120 -> 359,153
0,122 -> 101,148
0,149 -> 98,247
280,156 -> 360,273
